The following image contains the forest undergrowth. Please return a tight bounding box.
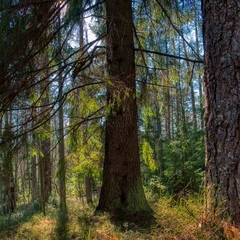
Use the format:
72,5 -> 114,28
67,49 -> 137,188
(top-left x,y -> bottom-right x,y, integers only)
0,193 -> 239,240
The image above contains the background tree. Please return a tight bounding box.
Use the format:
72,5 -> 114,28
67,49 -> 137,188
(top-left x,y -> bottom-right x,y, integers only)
57,6 -> 67,218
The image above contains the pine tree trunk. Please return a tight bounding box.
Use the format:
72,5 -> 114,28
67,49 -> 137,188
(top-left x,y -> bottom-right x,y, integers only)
203,0 -> 240,224
96,0 -> 152,217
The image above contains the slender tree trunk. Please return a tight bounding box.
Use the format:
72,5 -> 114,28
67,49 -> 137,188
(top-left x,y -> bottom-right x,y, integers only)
2,114 -> 16,214
194,1 -> 204,130
164,89 -> 171,138
58,83 -> 67,214
20,156 -> 26,205
203,0 -> 240,224
182,41 -> 197,129
31,151 -> 37,202
190,80 -> 197,129
31,120 -> 37,202
96,0 -> 152,217
58,94 -> 67,214
57,12 -> 67,216
155,104 -> 163,177
164,41 -> 171,139
175,84 -> 180,130
39,138 -> 46,215
79,6 -> 93,205
40,51 -> 52,203
85,176 -> 93,204
14,137 -> 18,205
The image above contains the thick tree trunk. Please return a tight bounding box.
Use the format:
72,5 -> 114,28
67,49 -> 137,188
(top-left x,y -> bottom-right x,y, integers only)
96,0 -> 152,216
203,0 -> 240,224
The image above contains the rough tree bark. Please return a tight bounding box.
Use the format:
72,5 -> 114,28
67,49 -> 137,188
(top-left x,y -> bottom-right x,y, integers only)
203,0 -> 240,224
96,0 -> 152,217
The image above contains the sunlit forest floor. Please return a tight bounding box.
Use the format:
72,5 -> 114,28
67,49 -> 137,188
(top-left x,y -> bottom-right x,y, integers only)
0,194 -> 239,240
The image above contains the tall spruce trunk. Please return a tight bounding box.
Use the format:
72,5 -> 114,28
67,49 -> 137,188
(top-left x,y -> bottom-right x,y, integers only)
96,0 -> 152,217
203,0 -> 240,224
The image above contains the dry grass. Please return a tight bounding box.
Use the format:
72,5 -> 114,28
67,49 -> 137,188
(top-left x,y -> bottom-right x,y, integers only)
0,195 -> 239,239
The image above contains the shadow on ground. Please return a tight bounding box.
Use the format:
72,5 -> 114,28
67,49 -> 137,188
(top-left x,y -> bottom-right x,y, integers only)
0,201 -> 41,237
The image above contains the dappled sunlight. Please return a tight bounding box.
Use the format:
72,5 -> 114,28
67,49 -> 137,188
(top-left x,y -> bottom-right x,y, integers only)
2,195 -> 239,239
0,0 -> 239,238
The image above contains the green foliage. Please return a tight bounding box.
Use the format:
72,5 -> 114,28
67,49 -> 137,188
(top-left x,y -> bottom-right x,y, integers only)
65,0 -> 86,24
70,141 -> 102,178
142,140 -> 158,171
146,176 -> 166,199
66,86 -> 103,197
162,128 -> 205,195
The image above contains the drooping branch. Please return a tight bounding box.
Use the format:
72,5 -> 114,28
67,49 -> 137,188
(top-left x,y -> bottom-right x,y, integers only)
135,48 -> 203,64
